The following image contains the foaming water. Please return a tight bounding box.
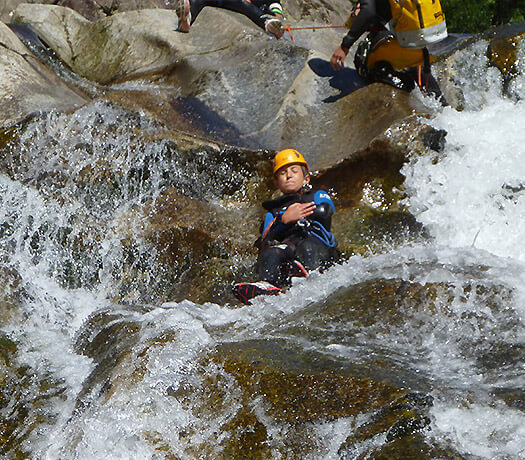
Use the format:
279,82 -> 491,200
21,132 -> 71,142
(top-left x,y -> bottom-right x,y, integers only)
432,401 -> 525,458
403,98 -> 525,261
399,44 -> 525,458
1,39 -> 525,459
22,241 -> 521,458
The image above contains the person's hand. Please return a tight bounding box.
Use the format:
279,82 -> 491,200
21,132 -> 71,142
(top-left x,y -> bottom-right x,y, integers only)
330,46 -> 349,71
281,202 -> 316,224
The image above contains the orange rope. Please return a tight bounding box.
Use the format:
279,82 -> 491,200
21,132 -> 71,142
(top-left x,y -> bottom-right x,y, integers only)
283,25 -> 346,43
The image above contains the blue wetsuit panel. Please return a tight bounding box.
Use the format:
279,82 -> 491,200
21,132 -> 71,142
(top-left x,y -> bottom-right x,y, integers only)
262,211 -> 276,235
313,190 -> 335,213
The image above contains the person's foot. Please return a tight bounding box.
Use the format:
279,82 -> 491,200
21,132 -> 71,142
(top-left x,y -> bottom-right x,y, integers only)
264,17 -> 284,39
287,260 -> 308,278
175,0 -> 191,32
233,281 -> 281,305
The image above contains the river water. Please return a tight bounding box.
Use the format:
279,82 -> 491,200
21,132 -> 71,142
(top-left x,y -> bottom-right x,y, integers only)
1,39 -> 524,458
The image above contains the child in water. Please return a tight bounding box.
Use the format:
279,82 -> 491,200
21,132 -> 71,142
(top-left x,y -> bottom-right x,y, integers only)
234,149 -> 339,304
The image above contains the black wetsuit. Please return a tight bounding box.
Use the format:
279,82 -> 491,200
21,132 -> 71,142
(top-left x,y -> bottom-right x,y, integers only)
189,0 -> 282,29
341,0 -> 392,51
343,0 -> 446,103
256,188 -> 339,287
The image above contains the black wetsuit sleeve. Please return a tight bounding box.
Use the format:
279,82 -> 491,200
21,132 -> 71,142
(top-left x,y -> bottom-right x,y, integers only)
309,190 -> 334,231
341,0 -> 377,50
340,0 -> 392,50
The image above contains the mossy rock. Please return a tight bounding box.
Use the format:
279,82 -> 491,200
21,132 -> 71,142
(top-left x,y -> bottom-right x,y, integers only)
114,186 -> 263,304
491,387 -> 525,411
168,339 -> 443,458
355,435 -> 467,459
0,125 -> 19,151
311,127 -> 432,256
334,205 -> 425,256
173,253 -> 258,304
488,33 -> 524,77
73,308 -> 147,406
216,346 -> 404,423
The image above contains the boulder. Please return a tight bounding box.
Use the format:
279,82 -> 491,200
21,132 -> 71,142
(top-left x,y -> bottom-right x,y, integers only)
0,21 -> 87,127
71,279 -> 469,458
11,4 -> 247,84
487,30 -> 525,81
0,0 -> 20,24
1,0 -> 167,23
12,4 -> 427,170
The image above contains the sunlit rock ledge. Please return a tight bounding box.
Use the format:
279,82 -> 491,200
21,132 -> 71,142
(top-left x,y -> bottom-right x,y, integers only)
0,22 -> 87,126
8,3 -> 425,170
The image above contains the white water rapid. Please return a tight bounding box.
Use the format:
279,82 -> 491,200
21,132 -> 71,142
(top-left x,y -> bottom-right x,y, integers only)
0,39 -> 523,459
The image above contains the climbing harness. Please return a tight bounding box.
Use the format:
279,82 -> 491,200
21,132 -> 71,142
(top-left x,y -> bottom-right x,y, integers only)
296,219 -> 337,248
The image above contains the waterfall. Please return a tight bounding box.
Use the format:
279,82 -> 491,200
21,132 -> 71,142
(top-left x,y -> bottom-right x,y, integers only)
0,35 -> 524,460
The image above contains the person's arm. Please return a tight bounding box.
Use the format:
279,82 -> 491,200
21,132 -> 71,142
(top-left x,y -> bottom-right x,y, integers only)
331,0 -> 376,70
310,190 -> 335,229
280,202 -> 316,224
341,0 -> 376,50
261,211 -> 277,241
261,201 -> 316,240
313,190 -> 335,213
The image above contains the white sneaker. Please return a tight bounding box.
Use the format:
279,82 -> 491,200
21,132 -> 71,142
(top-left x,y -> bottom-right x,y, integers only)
264,17 -> 284,39
175,0 -> 191,32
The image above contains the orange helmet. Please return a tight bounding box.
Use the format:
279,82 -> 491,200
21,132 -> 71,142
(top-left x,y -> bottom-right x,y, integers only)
272,149 -> 309,175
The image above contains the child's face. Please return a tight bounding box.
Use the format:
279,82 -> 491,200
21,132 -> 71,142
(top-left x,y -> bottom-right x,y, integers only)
274,164 -> 309,194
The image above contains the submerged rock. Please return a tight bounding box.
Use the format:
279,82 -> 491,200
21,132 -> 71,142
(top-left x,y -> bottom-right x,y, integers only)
0,265 -> 26,326
36,265 -> 517,458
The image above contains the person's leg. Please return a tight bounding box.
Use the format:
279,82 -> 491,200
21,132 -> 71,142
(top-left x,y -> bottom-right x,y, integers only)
417,49 -> 448,105
423,71 -> 448,106
256,244 -> 295,287
403,65 -> 448,106
189,0 -> 267,28
370,61 -> 416,91
294,236 -> 334,272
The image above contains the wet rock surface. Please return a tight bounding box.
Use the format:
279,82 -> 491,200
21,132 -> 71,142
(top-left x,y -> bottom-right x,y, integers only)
1,3 -> 524,457
0,333 -> 67,457
7,3 -> 436,168
65,275 -> 516,457
0,22 -> 87,126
